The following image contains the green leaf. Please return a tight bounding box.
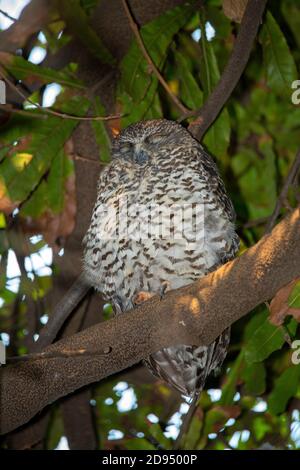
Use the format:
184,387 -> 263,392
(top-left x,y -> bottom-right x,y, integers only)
201,406 -> 238,446
0,95 -> 90,206
118,2 -> 195,126
252,416 -> 272,441
148,423 -> 172,450
91,98 -> 112,163
48,148 -> 73,213
198,14 -> 230,156
119,83 -> 159,128
244,311 -> 298,364
57,0 -> 115,65
268,365 -> 300,415
205,4 -> 232,41
204,108 -> 230,158
220,352 -> 243,405
80,0 -> 99,16
20,148 -> 73,217
232,142 -> 277,220
183,410 -> 203,450
175,50 -> 203,109
0,52 -> 84,89
259,11 -> 298,96
143,92 -> 163,120
124,438 -> 155,450
241,361 -> 266,395
243,309 -> 267,341
0,287 -> 16,307
288,280 -> 300,309
46,406 -> 64,449
281,0 -> 300,49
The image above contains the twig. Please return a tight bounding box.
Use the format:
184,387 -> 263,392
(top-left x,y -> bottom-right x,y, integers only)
264,300 -> 293,346
0,69 -> 122,122
265,149 -> 300,233
243,216 -> 269,229
217,432 -> 235,450
185,0 -> 268,140
0,103 -> 47,119
121,0 -> 189,115
0,8 -> 17,22
0,8 -> 60,26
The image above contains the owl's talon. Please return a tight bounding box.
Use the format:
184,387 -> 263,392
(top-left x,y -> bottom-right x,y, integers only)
133,291 -> 155,306
160,281 -> 171,300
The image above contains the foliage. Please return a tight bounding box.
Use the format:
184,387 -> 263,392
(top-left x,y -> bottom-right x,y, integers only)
0,0 -> 300,451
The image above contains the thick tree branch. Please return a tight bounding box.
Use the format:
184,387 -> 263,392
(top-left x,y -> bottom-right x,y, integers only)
186,0 -> 268,140
1,207 -> 300,435
0,0 -> 51,53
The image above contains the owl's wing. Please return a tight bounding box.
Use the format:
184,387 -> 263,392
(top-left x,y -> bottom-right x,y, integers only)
83,163 -> 116,248
83,163 -> 119,289
191,143 -> 239,263
194,143 -> 236,224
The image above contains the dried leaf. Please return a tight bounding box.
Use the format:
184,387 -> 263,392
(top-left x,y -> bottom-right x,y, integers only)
0,192 -> 18,214
222,0 -> 248,23
204,405 -> 241,435
269,278 -> 300,326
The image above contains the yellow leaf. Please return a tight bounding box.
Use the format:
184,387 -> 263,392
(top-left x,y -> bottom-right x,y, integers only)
168,79 -> 179,95
12,153 -> 33,171
0,212 -> 6,228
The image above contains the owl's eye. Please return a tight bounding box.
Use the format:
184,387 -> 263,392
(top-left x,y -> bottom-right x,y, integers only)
144,134 -> 168,145
119,143 -> 133,154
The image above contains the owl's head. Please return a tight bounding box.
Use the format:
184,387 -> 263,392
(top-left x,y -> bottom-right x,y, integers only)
112,119 -> 195,165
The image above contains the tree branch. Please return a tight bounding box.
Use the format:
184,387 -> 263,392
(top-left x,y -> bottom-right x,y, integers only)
0,8 -> 17,23
1,207 -> 300,435
0,0 -> 51,53
186,0 -> 268,140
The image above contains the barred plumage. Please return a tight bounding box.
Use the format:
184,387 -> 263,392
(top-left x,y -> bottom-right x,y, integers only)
83,119 -> 239,397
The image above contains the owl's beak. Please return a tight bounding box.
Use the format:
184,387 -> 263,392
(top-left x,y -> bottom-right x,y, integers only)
134,146 -> 149,165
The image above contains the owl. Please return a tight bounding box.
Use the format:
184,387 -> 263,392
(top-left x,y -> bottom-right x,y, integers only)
83,119 -> 239,398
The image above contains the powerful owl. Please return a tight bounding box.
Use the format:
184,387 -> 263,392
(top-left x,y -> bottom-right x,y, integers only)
83,119 -> 239,398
